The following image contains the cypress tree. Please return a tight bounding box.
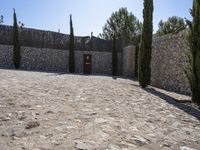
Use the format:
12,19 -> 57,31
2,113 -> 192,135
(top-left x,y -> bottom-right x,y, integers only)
13,9 -> 21,69
138,0 -> 153,88
112,34 -> 118,76
185,0 -> 200,104
69,14 -> 75,73
0,15 -> 3,24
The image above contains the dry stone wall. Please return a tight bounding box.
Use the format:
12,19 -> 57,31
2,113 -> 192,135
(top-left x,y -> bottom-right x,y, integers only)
75,51 -> 122,75
122,45 -> 136,78
0,45 -> 122,75
0,45 -> 68,71
0,25 -> 122,75
151,30 -> 190,95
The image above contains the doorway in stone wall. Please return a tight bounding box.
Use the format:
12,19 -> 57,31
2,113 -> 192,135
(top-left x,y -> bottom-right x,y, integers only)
83,54 -> 92,74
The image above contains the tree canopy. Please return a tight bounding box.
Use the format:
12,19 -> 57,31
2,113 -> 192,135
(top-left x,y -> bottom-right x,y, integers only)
156,16 -> 186,36
99,7 -> 142,46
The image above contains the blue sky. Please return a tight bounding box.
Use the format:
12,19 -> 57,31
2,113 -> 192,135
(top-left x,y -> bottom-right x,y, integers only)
0,0 -> 192,36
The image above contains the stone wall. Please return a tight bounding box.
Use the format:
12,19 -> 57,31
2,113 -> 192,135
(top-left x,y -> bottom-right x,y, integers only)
0,25 -> 123,75
122,45 -> 135,78
151,30 -> 190,94
75,51 -> 122,75
0,45 -> 122,75
0,45 -> 68,71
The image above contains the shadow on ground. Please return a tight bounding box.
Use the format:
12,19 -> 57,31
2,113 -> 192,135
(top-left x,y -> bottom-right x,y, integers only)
145,88 -> 200,121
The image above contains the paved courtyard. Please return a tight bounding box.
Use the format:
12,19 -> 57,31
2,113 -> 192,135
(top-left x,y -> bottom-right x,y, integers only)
0,69 -> 199,150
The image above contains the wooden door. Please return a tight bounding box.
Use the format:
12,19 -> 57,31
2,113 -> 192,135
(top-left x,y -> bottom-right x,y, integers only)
83,54 -> 92,74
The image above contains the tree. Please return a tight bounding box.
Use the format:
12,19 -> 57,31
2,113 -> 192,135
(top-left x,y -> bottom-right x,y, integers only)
69,14 -> 75,73
156,16 -> 186,36
0,15 -> 3,24
99,7 -> 142,46
13,9 -> 21,69
185,0 -> 200,105
18,21 -> 25,29
138,0 -> 154,88
112,34 -> 118,76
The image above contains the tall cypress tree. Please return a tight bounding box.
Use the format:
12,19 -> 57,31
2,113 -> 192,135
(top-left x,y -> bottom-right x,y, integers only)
185,0 -> 200,104
13,9 -> 21,69
69,14 -> 75,73
112,34 -> 118,76
138,0 -> 153,88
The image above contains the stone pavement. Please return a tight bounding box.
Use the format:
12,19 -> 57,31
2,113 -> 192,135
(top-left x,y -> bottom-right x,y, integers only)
0,69 -> 199,150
